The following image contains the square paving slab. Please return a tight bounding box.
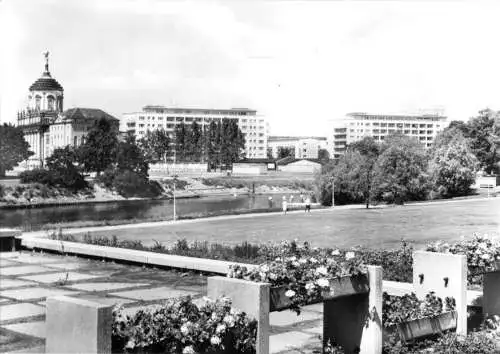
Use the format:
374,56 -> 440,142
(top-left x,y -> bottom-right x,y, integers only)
0,279 -> 36,290
66,282 -> 150,292
45,263 -> 86,271
109,287 -> 197,301
0,303 -> 45,322
0,266 -> 55,276
72,294 -> 136,306
0,287 -> 77,301
20,272 -> 102,284
2,321 -> 46,338
6,254 -> 62,264
0,259 -> 16,267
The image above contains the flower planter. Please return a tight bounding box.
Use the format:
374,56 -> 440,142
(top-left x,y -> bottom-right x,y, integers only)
269,274 -> 370,312
383,311 -> 457,342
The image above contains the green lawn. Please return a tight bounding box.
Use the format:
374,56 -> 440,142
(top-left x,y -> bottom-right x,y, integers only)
82,198 -> 500,250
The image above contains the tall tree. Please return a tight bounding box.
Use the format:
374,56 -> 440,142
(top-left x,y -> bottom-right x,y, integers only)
349,137 -> 381,208
371,133 -> 430,204
46,146 -> 87,191
77,118 -> 118,176
206,121 -> 219,170
429,129 -> 478,197
0,124 -> 33,177
139,129 -> 170,163
277,146 -> 295,159
190,121 -> 203,162
466,109 -> 500,174
174,123 -> 187,162
116,133 -> 149,177
318,148 -> 330,163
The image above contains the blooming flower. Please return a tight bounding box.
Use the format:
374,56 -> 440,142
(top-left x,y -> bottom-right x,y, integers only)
285,289 -> 296,298
299,258 -> 308,264
316,278 -> 330,288
181,324 -> 190,335
261,265 -> 270,272
315,266 -> 328,276
305,282 -> 315,291
210,336 -> 222,345
216,324 -> 226,334
331,249 -> 340,256
481,254 -> 491,260
309,257 -> 318,264
224,315 -> 235,327
183,346 -> 196,354
345,251 -> 355,260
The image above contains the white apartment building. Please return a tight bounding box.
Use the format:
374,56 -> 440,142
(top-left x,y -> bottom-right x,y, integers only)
121,106 -> 268,159
328,112 -> 448,159
268,136 -> 328,159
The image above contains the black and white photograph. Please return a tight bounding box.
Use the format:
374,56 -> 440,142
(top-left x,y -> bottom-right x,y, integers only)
1,0 -> 500,353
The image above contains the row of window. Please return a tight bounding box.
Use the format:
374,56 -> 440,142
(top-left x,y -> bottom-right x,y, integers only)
136,116 -> 264,124
350,122 -> 438,129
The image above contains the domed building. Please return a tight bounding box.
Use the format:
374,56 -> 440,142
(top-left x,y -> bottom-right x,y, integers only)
17,52 -> 118,169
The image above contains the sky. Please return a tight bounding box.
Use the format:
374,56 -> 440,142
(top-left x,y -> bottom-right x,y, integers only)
1,0 -> 500,136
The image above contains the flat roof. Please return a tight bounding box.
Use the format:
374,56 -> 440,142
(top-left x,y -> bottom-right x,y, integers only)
269,136 -> 327,142
142,105 -> 257,114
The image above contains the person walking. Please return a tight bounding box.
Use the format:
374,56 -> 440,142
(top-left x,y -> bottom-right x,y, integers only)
282,196 -> 287,215
268,196 -> 273,209
305,195 -> 311,213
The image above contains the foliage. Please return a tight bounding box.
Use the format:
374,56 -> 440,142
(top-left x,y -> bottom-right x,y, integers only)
382,292 -> 455,328
116,134 -> 149,178
20,168 -> 56,185
77,117 -> 119,175
97,168 -> 162,198
429,129 -> 479,198
277,146 -> 295,159
112,296 -> 257,354
0,124 -> 34,177
426,234 -> 500,285
228,241 -> 367,314
371,134 -> 430,205
45,146 -> 87,191
139,129 -> 171,163
318,148 -> 330,163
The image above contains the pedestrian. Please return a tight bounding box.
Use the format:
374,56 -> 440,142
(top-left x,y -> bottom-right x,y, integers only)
282,196 -> 287,215
305,196 -> 311,213
300,194 -> 304,203
268,196 -> 273,209
289,195 -> 294,203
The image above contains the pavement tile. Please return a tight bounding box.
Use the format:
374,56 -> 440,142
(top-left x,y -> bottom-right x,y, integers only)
45,263 -> 86,271
0,279 -> 37,290
66,282 -> 150,292
0,259 -> 17,267
0,303 -> 45,321
109,286 -> 197,301
19,272 -> 102,284
302,303 -> 323,313
303,326 -> 323,335
0,287 -> 77,301
3,321 -> 46,339
270,331 -> 317,354
5,254 -> 62,264
270,310 -> 322,327
1,266 -> 55,276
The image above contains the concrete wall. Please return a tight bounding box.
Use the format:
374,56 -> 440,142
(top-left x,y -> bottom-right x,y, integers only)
232,163 -> 267,175
278,160 -> 321,174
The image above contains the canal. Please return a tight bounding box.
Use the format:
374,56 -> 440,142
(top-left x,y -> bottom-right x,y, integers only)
0,193 -> 301,231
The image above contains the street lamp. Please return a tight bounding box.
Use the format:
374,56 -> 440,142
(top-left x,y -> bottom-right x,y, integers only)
331,177 -> 335,207
173,149 -> 177,222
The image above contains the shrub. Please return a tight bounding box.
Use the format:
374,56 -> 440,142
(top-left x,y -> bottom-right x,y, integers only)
112,296 -> 257,353
98,169 -> 162,198
0,184 -> 5,199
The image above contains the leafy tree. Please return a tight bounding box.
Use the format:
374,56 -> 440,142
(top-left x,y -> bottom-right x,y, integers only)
139,129 -> 170,163
465,109 -> 500,174
349,137 -> 380,208
116,133 -> 149,177
267,148 -> 274,159
77,118 -> 118,176
174,123 -> 187,162
0,124 -> 33,176
318,148 -> 330,163
371,134 -> 430,204
189,121 -> 203,162
206,121 -> 219,170
277,146 -> 295,159
429,130 -> 478,198
46,146 -> 87,191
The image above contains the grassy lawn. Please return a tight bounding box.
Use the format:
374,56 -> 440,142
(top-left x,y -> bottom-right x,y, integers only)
81,198 -> 500,249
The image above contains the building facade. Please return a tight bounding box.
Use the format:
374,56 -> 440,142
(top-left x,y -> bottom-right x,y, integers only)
16,53 -> 118,169
328,112 -> 448,159
268,136 -> 327,159
121,105 -> 268,159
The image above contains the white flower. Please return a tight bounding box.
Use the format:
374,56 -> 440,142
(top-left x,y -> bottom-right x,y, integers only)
269,272 -> 277,280
292,261 -> 300,267
316,278 -> 330,288
345,251 -> 355,260
299,258 -> 308,264
210,336 -> 222,345
482,254 -> 491,260
315,266 -> 328,276
223,315 -> 235,327
285,289 -> 296,298
183,346 -> 196,354
261,265 -> 270,272
181,324 -> 190,335
216,324 -> 226,333
331,249 -> 340,256
305,283 -> 316,291
309,257 -> 318,264
259,272 -> 267,279
289,256 -> 297,261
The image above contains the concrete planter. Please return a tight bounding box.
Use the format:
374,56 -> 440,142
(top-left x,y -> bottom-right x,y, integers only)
269,274 -> 370,311
383,311 -> 457,342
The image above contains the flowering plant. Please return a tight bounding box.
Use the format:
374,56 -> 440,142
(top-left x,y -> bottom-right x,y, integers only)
228,240 -> 367,314
426,234 -> 500,285
112,296 -> 257,353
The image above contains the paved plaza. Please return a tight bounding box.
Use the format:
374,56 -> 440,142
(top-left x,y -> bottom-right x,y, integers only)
0,251 -> 327,353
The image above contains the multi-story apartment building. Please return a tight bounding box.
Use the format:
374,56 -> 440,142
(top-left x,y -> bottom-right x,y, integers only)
268,136 -> 328,159
328,112 -> 448,159
121,106 -> 268,159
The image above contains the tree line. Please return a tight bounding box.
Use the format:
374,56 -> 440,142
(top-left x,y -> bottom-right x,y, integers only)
314,109 -> 500,206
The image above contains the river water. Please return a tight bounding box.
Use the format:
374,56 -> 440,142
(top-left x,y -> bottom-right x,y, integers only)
0,193 -> 300,231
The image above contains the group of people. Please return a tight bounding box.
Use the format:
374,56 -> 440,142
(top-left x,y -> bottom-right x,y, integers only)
267,194 -> 311,214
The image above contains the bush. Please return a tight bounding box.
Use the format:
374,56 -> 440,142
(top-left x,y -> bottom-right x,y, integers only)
98,169 -> 162,198
20,168 -> 54,185
112,296 -> 257,353
19,167 -> 87,192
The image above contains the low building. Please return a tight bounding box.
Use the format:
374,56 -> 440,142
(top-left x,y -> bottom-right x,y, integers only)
268,136 -> 327,159
277,159 -> 322,174
232,159 -> 276,175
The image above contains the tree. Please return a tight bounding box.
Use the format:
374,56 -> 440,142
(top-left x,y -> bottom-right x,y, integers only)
206,121 -> 219,170
77,118 -> 118,176
267,148 -> 274,159
348,137 -> 380,208
139,129 -> 170,163
189,121 -> 203,162
371,134 -> 430,204
116,133 -> 149,177
277,146 -> 295,159
46,146 -> 87,191
174,123 -> 187,162
318,148 -> 330,163
429,130 -> 478,198
0,124 -> 33,177
465,109 -> 500,174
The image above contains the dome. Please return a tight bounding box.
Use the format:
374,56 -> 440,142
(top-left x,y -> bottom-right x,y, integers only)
29,75 -> 64,92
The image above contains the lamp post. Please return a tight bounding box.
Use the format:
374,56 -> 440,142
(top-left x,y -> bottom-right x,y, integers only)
331,177 -> 335,207
173,149 -> 177,222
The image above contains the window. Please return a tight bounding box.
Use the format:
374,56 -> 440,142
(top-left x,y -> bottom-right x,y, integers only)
47,96 -> 55,111
35,96 -> 41,110
74,136 -> 77,147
